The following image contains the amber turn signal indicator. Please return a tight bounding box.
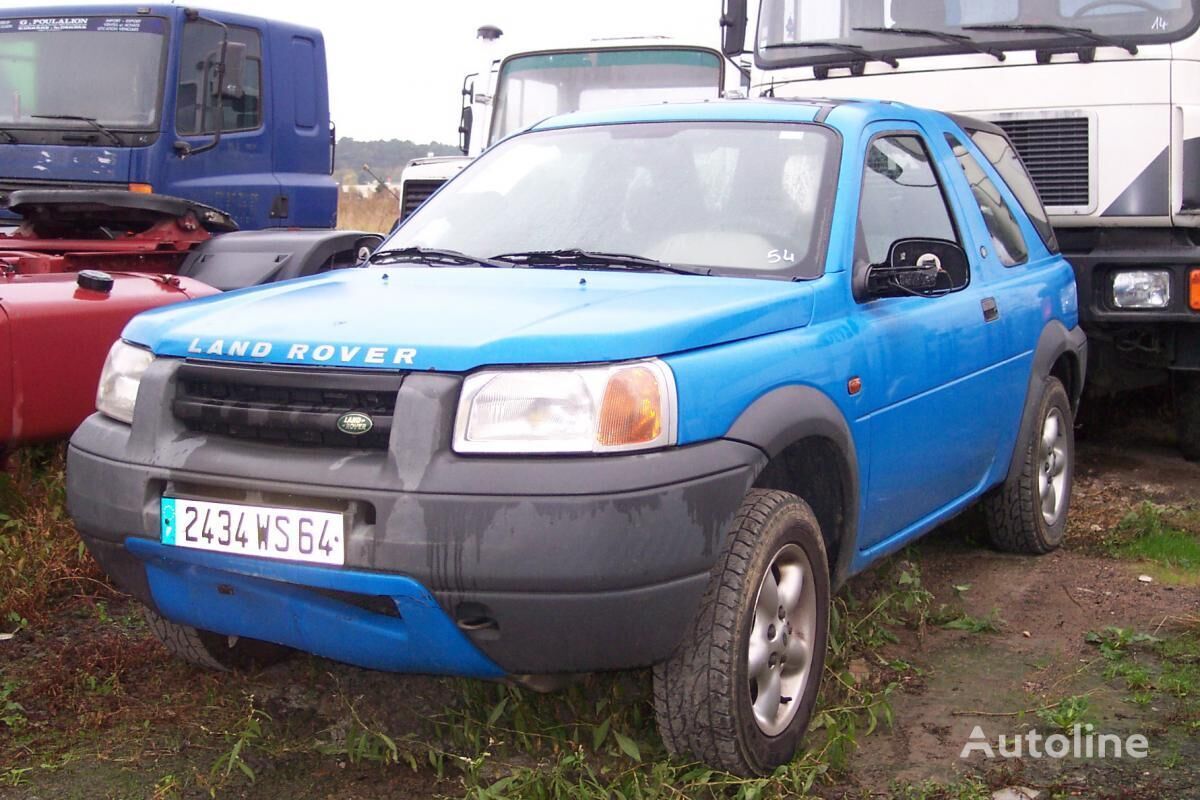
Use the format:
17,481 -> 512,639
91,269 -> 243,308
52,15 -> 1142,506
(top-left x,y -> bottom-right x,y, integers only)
128,183 -> 153,194
848,376 -> 863,396
1190,269 -> 1200,311
598,366 -> 663,446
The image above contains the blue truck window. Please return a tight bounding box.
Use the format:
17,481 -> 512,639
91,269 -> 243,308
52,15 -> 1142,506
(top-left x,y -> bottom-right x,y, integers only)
858,134 -> 959,265
290,37 -> 317,129
176,20 -> 262,135
946,133 -> 1029,267
0,16 -> 166,129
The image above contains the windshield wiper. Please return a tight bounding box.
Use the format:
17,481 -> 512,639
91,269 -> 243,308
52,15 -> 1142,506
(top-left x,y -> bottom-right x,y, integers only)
962,24 -> 1137,55
368,246 -> 508,269
30,114 -> 124,146
492,249 -> 709,276
852,26 -> 1005,61
763,41 -> 899,69
0,128 -> 16,144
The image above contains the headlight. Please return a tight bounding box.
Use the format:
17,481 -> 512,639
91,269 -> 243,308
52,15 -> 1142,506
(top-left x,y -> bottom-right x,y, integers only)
1112,270 -> 1171,309
96,340 -> 154,424
453,360 -> 677,454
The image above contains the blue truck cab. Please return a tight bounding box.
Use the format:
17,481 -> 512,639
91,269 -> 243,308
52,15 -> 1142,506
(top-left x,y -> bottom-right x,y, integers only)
0,6 -> 336,229
66,98 -> 1086,776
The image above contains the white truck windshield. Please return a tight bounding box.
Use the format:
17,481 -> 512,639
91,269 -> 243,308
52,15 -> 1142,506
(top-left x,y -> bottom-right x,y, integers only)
489,48 -> 723,144
757,0 -> 1198,67
0,16 -> 166,128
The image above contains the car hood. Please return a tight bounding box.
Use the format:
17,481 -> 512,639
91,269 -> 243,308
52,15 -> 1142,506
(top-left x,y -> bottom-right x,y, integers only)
124,267 -> 814,372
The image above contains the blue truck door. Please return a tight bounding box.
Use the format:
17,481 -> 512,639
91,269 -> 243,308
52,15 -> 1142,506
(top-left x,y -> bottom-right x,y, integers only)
853,127 -> 1008,550
165,15 -> 283,229
266,28 -> 336,229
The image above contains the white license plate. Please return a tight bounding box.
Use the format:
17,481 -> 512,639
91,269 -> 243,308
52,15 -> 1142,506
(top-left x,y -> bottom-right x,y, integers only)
161,497 -> 345,566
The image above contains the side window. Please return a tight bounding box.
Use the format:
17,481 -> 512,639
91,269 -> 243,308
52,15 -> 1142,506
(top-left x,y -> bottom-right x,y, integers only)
969,129 -> 1059,253
858,134 -> 958,265
176,22 -> 263,135
946,133 -> 1029,267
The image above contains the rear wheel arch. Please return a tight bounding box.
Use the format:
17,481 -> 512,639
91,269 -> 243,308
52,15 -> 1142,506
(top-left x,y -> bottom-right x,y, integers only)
1007,321 -> 1087,485
725,385 -> 860,587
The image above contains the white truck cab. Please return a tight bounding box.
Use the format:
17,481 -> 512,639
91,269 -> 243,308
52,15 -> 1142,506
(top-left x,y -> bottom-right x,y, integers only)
397,28 -> 742,220
722,0 -> 1200,458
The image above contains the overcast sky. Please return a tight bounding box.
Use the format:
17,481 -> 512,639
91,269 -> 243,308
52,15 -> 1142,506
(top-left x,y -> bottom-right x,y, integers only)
54,0 -> 725,142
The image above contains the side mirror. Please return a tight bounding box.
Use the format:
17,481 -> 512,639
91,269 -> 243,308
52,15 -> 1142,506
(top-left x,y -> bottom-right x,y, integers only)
865,238 -> 968,299
217,41 -> 247,99
721,0 -> 748,57
458,105 -> 473,156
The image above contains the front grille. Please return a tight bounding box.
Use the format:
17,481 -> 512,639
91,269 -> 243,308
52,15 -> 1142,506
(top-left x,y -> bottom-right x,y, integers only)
173,363 -> 403,450
400,179 -> 445,220
993,116 -> 1090,208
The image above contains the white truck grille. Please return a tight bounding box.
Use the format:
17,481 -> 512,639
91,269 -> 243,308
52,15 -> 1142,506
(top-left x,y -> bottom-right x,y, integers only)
993,116 -> 1091,208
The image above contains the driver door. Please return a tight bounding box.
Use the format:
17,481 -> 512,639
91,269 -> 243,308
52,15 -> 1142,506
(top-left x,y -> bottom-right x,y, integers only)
853,126 -> 1008,551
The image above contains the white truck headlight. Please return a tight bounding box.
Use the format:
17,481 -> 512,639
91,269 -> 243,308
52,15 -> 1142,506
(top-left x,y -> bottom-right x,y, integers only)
454,360 -> 677,454
1112,270 -> 1171,309
96,340 -> 154,424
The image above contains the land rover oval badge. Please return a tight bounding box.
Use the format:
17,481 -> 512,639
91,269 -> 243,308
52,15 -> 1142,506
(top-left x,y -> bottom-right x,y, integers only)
337,412 -> 374,436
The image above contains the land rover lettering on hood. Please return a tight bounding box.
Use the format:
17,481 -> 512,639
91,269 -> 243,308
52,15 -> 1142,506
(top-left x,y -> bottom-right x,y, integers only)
67,99 -> 1085,776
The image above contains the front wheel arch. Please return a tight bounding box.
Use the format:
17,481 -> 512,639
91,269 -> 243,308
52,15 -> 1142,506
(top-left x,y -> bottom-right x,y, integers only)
724,385 -> 860,588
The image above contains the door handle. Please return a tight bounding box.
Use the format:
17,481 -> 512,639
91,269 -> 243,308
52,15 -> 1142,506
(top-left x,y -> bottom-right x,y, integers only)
981,297 -> 1000,322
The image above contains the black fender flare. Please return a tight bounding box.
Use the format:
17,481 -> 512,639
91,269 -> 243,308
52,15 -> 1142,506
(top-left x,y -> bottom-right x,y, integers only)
724,385 -> 861,586
1005,321 -> 1088,485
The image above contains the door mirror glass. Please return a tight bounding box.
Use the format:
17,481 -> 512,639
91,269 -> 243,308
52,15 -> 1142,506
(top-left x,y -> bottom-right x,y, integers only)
866,238 -> 969,298
721,0 -> 749,56
215,40 -> 247,99
458,105 -> 474,155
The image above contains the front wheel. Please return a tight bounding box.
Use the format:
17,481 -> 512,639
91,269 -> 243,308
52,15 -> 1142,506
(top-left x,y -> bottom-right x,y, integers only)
143,607 -> 291,671
653,489 -> 830,776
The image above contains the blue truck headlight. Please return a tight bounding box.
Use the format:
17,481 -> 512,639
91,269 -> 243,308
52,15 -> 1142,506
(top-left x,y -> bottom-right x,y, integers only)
453,360 -> 677,454
95,340 -> 155,424
1112,270 -> 1171,309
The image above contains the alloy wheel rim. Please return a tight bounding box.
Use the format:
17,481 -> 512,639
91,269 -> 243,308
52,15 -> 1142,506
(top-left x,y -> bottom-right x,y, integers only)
747,542 -> 818,736
1038,407 -> 1069,525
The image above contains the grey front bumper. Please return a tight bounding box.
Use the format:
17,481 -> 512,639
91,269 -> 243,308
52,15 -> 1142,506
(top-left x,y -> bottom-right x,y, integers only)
67,363 -> 766,673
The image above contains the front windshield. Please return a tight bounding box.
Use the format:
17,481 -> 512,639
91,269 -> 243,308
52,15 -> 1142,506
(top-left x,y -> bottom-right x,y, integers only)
0,16 -> 166,128
386,121 -> 839,279
757,0 -> 1199,67
489,48 -> 723,144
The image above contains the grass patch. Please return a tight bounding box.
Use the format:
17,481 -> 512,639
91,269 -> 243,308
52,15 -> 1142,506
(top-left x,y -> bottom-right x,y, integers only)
1086,624 -> 1200,735
336,191 -> 398,234
0,446 -> 111,627
1106,503 -> 1200,569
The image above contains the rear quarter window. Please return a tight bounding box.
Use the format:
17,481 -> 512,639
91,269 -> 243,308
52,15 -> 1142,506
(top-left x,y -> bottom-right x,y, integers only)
968,129 -> 1059,253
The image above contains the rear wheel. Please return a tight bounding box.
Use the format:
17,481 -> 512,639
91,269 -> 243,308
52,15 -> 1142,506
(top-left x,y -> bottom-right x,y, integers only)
143,607 -> 291,671
653,489 -> 830,776
984,377 -> 1073,554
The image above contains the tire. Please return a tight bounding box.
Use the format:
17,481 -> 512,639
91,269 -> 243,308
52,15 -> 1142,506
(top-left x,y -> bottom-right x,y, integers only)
1174,373 -> 1200,462
653,489 -> 831,776
983,376 -> 1073,554
143,606 -> 291,671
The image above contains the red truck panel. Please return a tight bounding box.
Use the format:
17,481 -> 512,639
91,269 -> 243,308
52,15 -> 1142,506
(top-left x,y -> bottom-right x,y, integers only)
0,273 -> 219,447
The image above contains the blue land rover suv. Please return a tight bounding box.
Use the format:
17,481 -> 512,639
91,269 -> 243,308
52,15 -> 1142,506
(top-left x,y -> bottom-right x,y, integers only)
67,99 -> 1085,775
